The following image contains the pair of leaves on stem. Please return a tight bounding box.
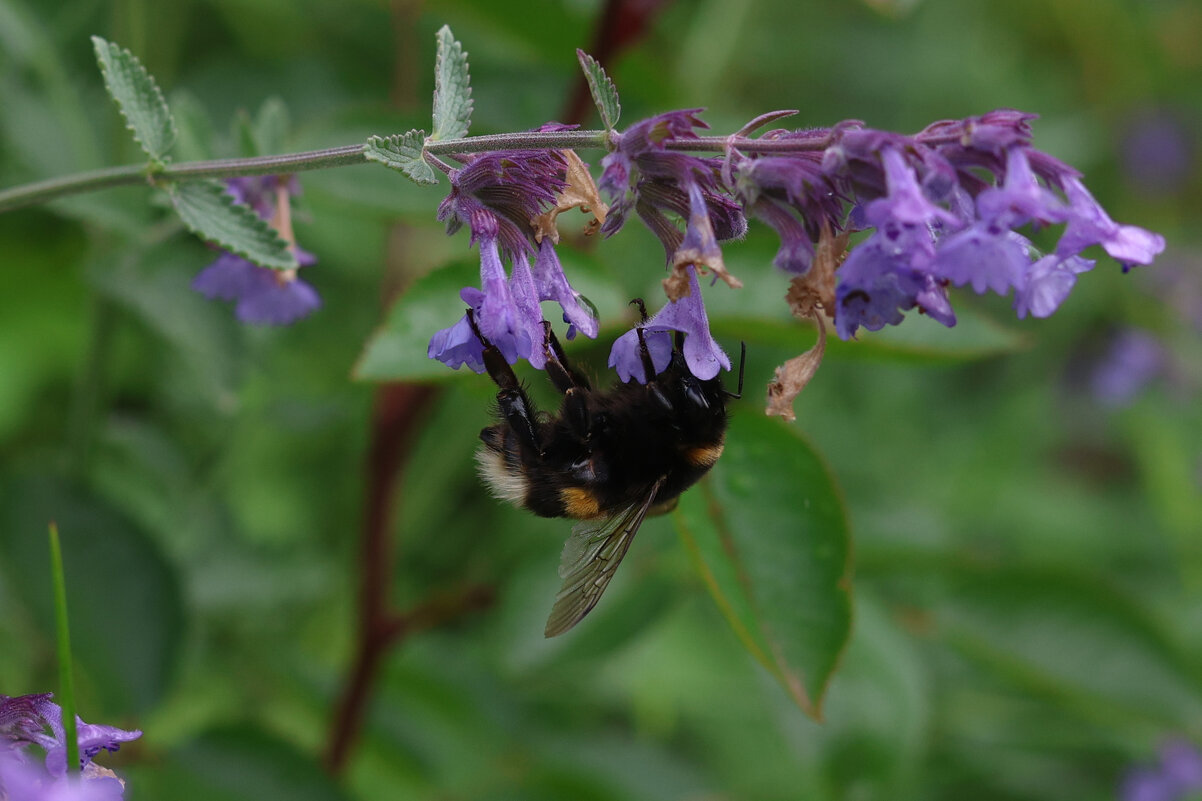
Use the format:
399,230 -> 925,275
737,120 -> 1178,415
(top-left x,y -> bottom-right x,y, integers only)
364,27 -> 621,185
91,36 -> 296,271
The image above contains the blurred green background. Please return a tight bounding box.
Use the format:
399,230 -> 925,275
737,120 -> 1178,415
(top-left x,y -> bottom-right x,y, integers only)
1,0 -> 1200,799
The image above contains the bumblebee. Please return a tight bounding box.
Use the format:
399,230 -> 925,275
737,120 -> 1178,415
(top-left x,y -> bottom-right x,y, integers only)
467,305 -> 742,637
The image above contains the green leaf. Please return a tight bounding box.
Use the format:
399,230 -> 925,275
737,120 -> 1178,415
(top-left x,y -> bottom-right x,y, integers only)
365,131 -> 438,186
135,726 -> 350,801
576,49 -> 621,130
675,411 -> 853,719
168,180 -> 297,270
91,36 -> 176,162
941,566 -> 1202,727
0,474 -> 184,715
429,25 -> 472,142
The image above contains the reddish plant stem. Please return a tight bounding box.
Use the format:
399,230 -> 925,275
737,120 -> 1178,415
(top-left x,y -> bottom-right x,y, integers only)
325,383 -> 434,773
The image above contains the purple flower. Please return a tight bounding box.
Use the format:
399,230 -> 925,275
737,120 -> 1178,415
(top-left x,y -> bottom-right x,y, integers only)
1012,252 -> 1095,319
1058,176 -> 1166,268
608,265 -> 730,383
428,237 -> 598,372
531,238 -> 598,340
0,694 -> 139,800
729,132 -> 844,274
192,253 -> 320,326
1121,739 -> 1202,801
1120,109 -> 1193,196
437,147 -> 568,261
1089,328 -> 1166,407
191,176 -> 320,325
599,110 -> 747,260
834,235 -> 946,339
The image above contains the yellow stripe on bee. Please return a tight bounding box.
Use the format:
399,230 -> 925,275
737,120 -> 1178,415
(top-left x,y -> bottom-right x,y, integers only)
685,442 -> 724,468
560,486 -> 603,519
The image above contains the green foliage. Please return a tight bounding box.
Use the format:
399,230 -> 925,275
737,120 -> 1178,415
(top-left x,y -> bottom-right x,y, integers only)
91,36 -> 177,163
364,131 -> 438,186
677,411 -> 852,718
168,179 -> 297,270
0,2 -> 1198,801
429,25 -> 472,143
0,475 -> 184,715
576,49 -> 621,130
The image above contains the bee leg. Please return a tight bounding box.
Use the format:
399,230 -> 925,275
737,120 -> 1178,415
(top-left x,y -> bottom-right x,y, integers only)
467,309 -> 544,459
541,321 -> 591,393
537,322 -> 594,440
634,327 -> 660,386
629,297 -> 650,323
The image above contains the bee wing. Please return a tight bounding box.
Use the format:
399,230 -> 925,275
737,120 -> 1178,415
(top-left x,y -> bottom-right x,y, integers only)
544,477 -> 666,638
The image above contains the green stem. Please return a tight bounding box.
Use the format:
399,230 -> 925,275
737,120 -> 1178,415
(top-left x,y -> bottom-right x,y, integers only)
49,523 -> 81,777
0,126 -> 831,214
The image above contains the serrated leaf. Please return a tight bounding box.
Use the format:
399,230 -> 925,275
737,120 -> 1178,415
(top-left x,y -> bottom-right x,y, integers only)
576,49 -> 621,130
430,25 -> 472,142
91,36 -> 176,162
365,131 -> 438,186
168,180 -> 296,270
676,411 -> 853,719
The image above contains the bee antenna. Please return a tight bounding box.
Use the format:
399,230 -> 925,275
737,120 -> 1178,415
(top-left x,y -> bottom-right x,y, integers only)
724,341 -> 747,400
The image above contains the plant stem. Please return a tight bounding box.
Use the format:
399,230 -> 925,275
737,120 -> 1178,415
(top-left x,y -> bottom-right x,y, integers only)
0,125 -> 836,215
49,523 -> 81,776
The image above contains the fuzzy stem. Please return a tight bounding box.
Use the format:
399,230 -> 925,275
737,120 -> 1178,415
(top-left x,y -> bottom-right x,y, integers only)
0,125 -> 837,214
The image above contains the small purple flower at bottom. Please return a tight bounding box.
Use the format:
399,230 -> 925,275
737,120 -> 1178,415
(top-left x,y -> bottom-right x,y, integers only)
608,265 -> 730,383
192,251 -> 320,326
1121,739 -> 1202,801
0,693 -> 140,800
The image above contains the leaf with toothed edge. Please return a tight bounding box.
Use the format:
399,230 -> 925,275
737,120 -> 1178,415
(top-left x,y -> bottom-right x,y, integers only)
168,180 -> 297,270
365,131 -> 438,186
91,36 -> 177,162
576,49 -> 621,131
430,26 -> 472,142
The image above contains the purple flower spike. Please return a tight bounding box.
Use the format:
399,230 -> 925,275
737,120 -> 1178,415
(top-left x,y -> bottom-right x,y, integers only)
428,238 -> 547,371
532,238 -> 598,340
438,147 -> 568,261
608,265 -> 730,383
599,109 -> 747,259
1058,176 -> 1166,267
